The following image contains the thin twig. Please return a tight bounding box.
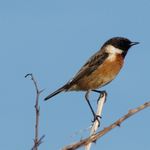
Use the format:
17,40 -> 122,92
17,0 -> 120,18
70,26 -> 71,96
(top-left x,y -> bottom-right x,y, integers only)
25,74 -> 45,150
31,135 -> 45,150
85,91 -> 107,150
61,101 -> 150,150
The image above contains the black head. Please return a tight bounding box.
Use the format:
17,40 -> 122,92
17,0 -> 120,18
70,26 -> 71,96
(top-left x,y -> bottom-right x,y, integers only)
102,37 -> 139,57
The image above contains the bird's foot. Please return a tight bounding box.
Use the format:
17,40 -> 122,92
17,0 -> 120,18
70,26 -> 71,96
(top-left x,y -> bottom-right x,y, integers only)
92,114 -> 101,127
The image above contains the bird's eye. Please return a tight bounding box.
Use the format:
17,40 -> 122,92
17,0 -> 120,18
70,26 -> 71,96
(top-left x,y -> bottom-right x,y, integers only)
120,40 -> 124,45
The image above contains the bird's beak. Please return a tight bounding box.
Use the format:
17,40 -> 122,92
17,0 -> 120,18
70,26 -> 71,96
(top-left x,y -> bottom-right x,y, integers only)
130,42 -> 139,46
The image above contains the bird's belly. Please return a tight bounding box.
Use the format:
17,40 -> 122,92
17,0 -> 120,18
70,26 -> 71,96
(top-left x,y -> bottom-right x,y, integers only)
74,54 -> 124,91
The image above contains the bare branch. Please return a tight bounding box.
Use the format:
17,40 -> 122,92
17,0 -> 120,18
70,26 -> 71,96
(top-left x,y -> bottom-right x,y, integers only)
31,135 -> 45,150
85,91 -> 107,150
25,74 -> 45,150
61,101 -> 150,150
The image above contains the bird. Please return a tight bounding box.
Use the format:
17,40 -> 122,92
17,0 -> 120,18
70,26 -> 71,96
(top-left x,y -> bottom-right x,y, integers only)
44,37 -> 139,121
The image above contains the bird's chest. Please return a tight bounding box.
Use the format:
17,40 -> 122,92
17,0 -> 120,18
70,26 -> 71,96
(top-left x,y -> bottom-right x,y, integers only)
94,53 -> 124,86
85,53 -> 124,89
75,53 -> 124,91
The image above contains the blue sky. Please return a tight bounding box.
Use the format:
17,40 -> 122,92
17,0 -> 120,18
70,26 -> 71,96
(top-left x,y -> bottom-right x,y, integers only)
1,1 -> 150,150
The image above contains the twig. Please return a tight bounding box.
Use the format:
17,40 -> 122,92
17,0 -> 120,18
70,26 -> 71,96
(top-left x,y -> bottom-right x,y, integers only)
85,91 -> 107,150
61,101 -> 150,150
25,74 -> 45,150
31,135 -> 45,150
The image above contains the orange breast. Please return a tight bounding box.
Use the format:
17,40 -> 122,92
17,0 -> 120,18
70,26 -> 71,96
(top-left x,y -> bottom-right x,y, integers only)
75,53 -> 124,91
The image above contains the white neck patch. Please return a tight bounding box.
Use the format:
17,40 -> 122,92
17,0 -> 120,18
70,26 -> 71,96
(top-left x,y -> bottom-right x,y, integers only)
106,45 -> 123,54
105,45 -> 123,61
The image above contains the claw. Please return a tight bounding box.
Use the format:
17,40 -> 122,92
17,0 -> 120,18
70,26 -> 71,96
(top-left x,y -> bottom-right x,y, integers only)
92,114 -> 101,127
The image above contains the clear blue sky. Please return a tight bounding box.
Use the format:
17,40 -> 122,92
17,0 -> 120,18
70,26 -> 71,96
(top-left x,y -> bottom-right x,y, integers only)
1,1 -> 150,150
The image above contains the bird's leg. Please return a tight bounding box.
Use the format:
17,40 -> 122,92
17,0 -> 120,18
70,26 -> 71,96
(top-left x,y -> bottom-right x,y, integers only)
85,90 -> 101,125
92,90 -> 107,103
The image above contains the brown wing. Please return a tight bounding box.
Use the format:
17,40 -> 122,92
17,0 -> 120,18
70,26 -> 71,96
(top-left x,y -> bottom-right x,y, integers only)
67,52 -> 109,87
44,51 -> 109,100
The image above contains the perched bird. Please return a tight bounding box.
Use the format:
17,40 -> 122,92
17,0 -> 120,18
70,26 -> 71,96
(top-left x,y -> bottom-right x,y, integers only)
44,37 -> 139,121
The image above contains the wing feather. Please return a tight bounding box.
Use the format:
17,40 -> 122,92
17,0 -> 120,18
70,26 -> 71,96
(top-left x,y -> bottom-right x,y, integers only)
67,52 -> 109,87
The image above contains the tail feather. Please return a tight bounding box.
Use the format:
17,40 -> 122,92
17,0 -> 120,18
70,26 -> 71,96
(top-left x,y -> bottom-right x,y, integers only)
44,84 -> 69,101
